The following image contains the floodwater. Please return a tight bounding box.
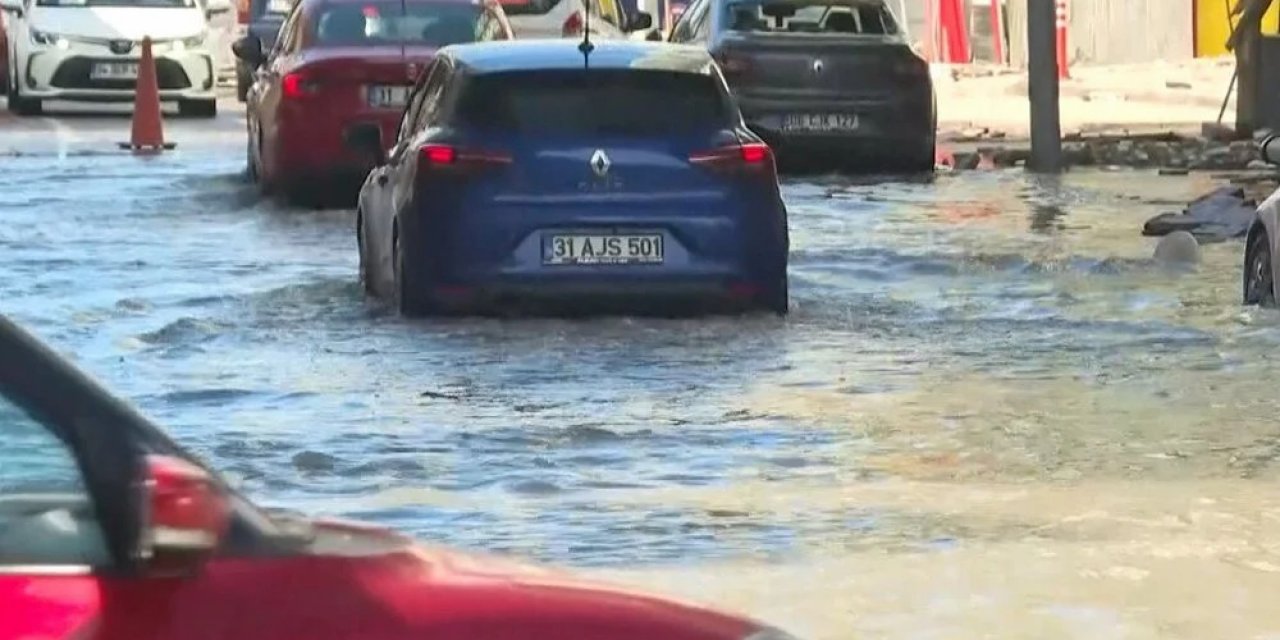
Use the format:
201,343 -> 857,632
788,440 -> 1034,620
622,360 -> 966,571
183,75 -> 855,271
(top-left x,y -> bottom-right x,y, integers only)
3,129 -> 1280,638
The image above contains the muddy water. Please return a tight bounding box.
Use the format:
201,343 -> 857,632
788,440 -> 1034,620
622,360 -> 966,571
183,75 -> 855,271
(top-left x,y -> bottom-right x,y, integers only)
2,146 -> 1279,638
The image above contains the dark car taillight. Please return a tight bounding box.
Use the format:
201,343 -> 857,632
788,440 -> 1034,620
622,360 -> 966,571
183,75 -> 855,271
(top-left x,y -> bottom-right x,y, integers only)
689,142 -> 774,175
418,144 -> 512,175
713,52 -> 752,82
894,56 -> 929,79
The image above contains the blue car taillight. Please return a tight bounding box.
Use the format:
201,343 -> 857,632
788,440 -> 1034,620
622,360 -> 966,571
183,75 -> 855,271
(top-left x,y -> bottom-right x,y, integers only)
688,142 -> 774,176
418,143 -> 512,173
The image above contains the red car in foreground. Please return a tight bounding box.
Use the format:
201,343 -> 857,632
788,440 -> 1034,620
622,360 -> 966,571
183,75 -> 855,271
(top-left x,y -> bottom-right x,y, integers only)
0,314 -> 798,640
235,0 -> 513,205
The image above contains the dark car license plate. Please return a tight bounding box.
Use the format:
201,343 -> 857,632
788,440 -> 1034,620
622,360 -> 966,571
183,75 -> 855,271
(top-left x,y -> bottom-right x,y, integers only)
782,113 -> 860,133
543,234 -> 664,265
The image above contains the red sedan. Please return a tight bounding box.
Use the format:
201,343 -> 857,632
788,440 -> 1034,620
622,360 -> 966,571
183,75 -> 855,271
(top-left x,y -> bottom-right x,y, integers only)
235,0 -> 514,206
0,314 -> 798,640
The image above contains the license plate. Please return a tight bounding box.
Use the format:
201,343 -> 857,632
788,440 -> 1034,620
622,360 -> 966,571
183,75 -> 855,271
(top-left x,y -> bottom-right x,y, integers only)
90,62 -> 139,80
782,113 -> 859,132
543,234 -> 664,266
367,85 -> 409,109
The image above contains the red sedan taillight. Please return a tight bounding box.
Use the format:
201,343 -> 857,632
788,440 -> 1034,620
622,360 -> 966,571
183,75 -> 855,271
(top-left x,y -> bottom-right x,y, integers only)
688,142 -> 774,175
282,73 -> 320,99
562,10 -> 583,36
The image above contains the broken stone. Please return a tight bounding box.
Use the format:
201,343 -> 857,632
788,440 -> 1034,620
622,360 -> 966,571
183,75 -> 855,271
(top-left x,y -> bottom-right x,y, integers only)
1153,230 -> 1202,265
1202,122 -> 1238,143
1142,186 -> 1257,242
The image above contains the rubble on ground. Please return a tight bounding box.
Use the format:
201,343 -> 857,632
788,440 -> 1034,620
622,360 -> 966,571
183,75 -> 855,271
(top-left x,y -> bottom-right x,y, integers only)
1141,186 -> 1261,243
944,133 -> 1270,172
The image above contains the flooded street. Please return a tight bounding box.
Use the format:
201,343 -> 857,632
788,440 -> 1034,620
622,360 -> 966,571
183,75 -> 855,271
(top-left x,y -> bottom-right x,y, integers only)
4,111 -> 1280,638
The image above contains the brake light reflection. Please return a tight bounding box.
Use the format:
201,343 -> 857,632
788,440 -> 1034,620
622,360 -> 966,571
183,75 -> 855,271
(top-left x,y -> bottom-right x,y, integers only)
688,143 -> 773,171
281,73 -> 318,98
422,144 -> 456,164
418,144 -> 513,171
739,143 -> 769,164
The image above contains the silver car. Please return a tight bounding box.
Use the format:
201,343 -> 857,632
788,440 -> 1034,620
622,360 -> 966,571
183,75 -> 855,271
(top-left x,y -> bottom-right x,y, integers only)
1243,135 -> 1280,305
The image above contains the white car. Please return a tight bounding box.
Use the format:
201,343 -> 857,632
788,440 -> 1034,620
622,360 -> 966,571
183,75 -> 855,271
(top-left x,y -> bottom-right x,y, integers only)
0,0 -> 230,116
499,0 -> 649,40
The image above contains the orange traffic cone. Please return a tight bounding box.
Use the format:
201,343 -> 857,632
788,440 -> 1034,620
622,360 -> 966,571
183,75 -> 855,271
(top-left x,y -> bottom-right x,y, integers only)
119,36 -> 175,153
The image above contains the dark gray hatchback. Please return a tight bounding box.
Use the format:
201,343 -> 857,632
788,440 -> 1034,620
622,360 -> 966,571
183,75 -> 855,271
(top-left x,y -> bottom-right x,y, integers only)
669,0 -> 934,173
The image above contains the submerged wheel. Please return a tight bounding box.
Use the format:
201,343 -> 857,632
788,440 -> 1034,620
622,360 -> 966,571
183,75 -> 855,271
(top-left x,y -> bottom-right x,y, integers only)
393,227 -> 433,316
356,211 -> 374,294
8,79 -> 42,116
1244,228 -> 1275,306
253,131 -> 279,197
245,133 -> 258,183
760,273 -> 789,316
898,129 -> 937,174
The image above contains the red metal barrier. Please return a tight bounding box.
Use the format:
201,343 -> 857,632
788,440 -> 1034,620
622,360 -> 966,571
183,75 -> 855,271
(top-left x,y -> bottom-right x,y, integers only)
1055,0 -> 1070,79
939,0 -> 971,63
990,0 -> 1005,65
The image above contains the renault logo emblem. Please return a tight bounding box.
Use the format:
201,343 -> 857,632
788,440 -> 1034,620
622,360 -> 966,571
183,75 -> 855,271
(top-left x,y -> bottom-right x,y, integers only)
589,149 -> 611,177
812,59 -> 824,75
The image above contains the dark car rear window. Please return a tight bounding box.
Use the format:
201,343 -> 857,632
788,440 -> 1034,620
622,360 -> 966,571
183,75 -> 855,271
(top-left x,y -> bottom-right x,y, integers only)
455,70 -> 731,136
725,0 -> 899,35
496,0 -> 560,16
313,2 -> 481,46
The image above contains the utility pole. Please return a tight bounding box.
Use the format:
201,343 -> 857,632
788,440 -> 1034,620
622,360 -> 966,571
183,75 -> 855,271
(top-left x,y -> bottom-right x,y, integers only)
1027,0 -> 1063,172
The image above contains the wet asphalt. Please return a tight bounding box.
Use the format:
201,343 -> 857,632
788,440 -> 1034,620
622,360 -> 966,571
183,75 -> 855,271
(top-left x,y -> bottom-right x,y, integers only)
5,97 -> 1280,638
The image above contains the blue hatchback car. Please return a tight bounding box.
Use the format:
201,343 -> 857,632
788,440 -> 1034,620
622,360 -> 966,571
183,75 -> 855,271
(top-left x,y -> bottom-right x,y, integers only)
348,39 -> 790,316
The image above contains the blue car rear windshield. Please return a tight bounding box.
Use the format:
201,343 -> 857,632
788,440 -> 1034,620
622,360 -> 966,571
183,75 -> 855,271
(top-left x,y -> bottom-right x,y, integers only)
313,2 -> 481,47
455,70 -> 731,136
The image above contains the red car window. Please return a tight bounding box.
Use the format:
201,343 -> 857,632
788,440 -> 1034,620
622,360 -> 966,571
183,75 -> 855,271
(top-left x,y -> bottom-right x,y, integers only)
0,395 -> 111,568
312,1 -> 483,47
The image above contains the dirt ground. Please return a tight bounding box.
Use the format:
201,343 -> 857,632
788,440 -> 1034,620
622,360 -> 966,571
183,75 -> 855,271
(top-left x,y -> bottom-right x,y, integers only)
936,56 -> 1240,142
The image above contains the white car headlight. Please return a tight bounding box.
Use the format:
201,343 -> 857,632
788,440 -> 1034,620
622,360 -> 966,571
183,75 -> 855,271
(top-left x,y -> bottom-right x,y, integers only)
29,28 -> 69,49
743,628 -> 803,640
169,32 -> 205,53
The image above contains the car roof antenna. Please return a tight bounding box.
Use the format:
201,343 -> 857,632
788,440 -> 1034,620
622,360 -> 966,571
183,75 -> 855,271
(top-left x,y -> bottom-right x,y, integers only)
578,0 -> 593,68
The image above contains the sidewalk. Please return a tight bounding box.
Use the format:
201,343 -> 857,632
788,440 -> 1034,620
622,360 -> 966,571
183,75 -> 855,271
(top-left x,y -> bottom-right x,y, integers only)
935,56 -> 1239,143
